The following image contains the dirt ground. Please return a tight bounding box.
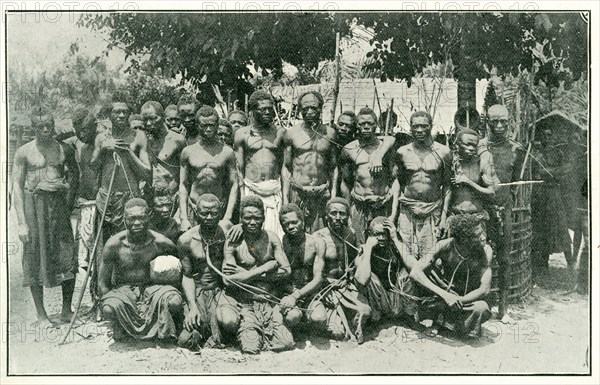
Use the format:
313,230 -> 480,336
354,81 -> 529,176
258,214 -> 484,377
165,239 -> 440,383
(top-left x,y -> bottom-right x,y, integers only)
5,210 -> 590,375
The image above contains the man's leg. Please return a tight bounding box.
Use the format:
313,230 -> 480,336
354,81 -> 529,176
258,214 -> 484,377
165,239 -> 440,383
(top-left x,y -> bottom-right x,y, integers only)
30,285 -> 50,323
60,279 -> 76,322
460,300 -> 492,338
497,205 -> 513,322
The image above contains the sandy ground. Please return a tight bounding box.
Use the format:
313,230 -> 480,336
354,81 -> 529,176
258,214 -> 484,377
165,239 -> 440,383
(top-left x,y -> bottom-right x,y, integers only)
5,211 -> 590,375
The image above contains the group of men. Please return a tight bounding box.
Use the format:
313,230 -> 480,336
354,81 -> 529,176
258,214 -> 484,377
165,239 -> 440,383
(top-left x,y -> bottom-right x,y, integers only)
13,86 -> 525,353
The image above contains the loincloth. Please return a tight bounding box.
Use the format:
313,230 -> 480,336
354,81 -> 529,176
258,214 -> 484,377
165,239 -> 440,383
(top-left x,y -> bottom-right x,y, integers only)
397,195 -> 442,259
365,270 -> 417,322
289,181 -> 330,233
350,190 -> 393,244
242,178 -> 284,239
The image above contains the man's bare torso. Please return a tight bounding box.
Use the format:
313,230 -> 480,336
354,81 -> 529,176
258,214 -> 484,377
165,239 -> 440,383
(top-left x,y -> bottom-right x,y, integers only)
236,125 -> 285,182
287,123 -> 336,187
183,141 -> 234,202
343,138 -> 395,197
396,142 -> 450,202
147,130 -> 186,193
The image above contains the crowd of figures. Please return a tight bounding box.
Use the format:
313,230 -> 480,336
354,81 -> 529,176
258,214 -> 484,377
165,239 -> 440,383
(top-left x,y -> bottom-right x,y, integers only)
12,89 -> 553,354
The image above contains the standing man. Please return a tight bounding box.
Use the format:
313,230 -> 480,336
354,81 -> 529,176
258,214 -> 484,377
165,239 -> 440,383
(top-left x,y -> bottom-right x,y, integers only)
177,94 -> 200,145
283,91 -> 337,233
312,198 -> 372,343
179,106 -> 238,232
339,107 -> 397,243
221,196 -> 295,354
394,111 -> 452,260
165,104 -> 184,135
218,118 -> 234,147
13,107 -> 79,325
334,111 -> 358,150
228,109 -> 248,133
478,104 -> 525,323
98,198 -> 183,342
234,90 -> 286,239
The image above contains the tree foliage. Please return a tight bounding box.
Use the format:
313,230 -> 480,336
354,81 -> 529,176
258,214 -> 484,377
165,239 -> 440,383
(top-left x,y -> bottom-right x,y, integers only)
78,13 -> 351,89
358,13 -> 588,88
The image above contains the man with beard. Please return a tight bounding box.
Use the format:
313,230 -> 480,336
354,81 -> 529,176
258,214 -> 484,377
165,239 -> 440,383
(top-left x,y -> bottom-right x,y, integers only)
177,194 -> 233,350
220,196 -> 295,354
340,107 -> 398,244
478,104 -> 525,323
410,213 -> 493,338
92,97 -> 151,244
149,186 -> 182,244
177,94 -> 200,145
312,198 -> 372,343
138,101 -> 186,203
13,107 -> 79,326
449,128 -> 498,221
179,106 -> 238,232
165,104 -> 184,135
355,217 -> 418,322
394,111 -> 452,260
99,198 -> 183,341
278,203 -> 327,329
283,91 -> 337,233
234,91 -> 286,239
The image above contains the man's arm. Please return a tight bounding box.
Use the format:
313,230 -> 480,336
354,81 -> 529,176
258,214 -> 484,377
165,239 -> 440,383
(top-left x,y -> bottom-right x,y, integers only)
98,240 -> 116,297
354,237 -> 377,286
339,148 -> 353,201
297,238 -> 326,299
233,129 -> 246,194
409,240 -> 457,304
265,232 -> 291,281
12,148 -> 29,243
222,239 -> 278,285
281,131 -> 292,204
438,148 -> 453,233
178,149 -> 192,231
222,150 -> 239,224
127,130 -> 151,180
460,246 -> 493,304
63,143 -> 79,211
90,133 -> 107,171
177,238 -> 201,330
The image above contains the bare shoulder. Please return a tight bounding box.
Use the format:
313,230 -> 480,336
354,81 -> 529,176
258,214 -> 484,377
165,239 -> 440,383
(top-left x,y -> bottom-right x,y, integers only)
150,230 -> 177,253
396,143 -> 412,156
104,230 -> 128,253
483,244 -> 494,265
436,238 -> 454,253
325,124 -> 336,137
14,141 -> 35,158
177,226 -> 197,248
265,230 -> 282,246
167,130 -> 186,145
234,126 -> 251,141
307,232 -> 325,249
433,141 -> 452,157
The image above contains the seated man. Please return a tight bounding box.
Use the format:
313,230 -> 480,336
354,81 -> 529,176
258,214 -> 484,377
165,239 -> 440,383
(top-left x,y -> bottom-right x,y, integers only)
99,198 -> 183,341
278,203 -> 327,330
177,194 -> 232,350
312,198 -> 372,343
410,213 -> 493,338
221,196 -> 295,354
149,186 -> 182,244
354,217 -> 418,322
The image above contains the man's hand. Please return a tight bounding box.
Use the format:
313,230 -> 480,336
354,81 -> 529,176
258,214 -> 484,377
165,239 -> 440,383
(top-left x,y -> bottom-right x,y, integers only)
222,262 -> 247,275
180,218 -> 192,232
184,306 -> 202,331
443,293 -> 463,310
382,219 -> 398,241
218,219 -> 233,232
101,138 -> 129,152
435,219 -> 447,239
370,154 -> 384,174
226,224 -> 243,243
364,236 -> 379,249
18,223 -> 30,243
280,294 -> 297,310
451,174 -> 472,186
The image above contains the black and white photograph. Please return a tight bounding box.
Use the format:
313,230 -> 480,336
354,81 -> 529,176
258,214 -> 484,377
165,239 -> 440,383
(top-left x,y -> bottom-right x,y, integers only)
0,1 -> 597,382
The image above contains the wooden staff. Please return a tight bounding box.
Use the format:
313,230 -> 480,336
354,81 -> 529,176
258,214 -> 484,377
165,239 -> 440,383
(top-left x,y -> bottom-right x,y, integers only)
372,78 -> 382,117
330,32 -> 341,125
385,98 -> 394,135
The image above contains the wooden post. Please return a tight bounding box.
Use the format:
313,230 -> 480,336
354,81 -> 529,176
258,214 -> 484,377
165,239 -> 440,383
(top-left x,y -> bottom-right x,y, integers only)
385,98 -> 394,135
330,32 -> 342,125
372,78 -> 382,117
244,94 -> 249,115
352,79 -> 357,112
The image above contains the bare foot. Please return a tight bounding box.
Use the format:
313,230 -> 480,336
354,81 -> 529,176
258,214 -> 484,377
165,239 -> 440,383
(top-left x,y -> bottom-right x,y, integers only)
30,318 -> 57,329
500,314 -> 515,324
61,309 -> 75,323
425,326 -> 439,337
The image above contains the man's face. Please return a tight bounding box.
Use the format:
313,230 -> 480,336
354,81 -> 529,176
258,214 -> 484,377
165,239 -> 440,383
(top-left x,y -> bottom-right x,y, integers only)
218,125 -> 233,146
410,116 -> 432,142
75,122 -> 97,144
300,94 -> 322,124
357,114 -> 377,140
198,114 -> 219,141
124,206 -> 149,237
130,119 -> 144,131
458,133 -> 479,159
142,106 -> 164,137
465,224 -> 487,250
255,99 -> 274,125
281,211 -> 303,237
336,115 -> 355,139
31,114 -> 56,141
369,223 -> 390,248
165,109 -> 181,130
229,112 -> 247,130
152,196 -> 172,222
487,106 -> 510,137
327,203 -> 349,232
110,102 -> 130,129
241,206 -> 264,235
178,104 -> 196,130
195,200 -> 220,229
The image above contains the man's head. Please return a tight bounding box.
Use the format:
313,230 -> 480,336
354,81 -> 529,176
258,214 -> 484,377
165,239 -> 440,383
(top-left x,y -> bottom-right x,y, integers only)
336,111 -> 357,141
151,186 -> 174,223
325,197 -> 350,233
177,94 -> 198,131
368,216 -> 390,248
124,198 -> 150,238
196,106 -> 219,142
194,193 -> 222,229
486,104 -> 510,138
228,110 -> 248,131
29,106 -> 55,141
248,90 -> 274,126
128,114 -> 144,131
410,111 -> 433,143
448,214 -> 487,251
298,91 -> 324,125
165,104 -> 181,131
357,107 -> 378,141
73,108 -> 97,144
141,101 -> 165,138
456,128 -> 480,159
109,95 -> 131,130
240,195 -> 265,235
218,118 -> 234,146
280,203 -> 305,237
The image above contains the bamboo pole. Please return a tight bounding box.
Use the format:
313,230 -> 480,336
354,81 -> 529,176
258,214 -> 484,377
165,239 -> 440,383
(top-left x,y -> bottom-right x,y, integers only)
385,98 -> 394,135
330,32 -> 341,125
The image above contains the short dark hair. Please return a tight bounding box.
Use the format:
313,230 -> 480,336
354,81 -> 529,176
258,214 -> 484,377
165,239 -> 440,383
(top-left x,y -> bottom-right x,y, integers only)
240,195 -> 264,214
457,128 -> 480,142
298,91 -> 324,109
129,114 -> 143,123
124,197 -> 148,212
228,109 -> 248,121
177,94 -> 198,108
196,105 -> 219,121
218,118 -> 232,129
197,193 -> 221,206
248,90 -> 273,111
338,110 -> 357,125
72,107 -> 90,129
326,197 -> 350,212
141,101 -> 165,117
357,107 -> 378,123
280,203 -> 304,222
29,105 -> 54,122
165,104 -> 179,115
368,216 -> 387,233
447,214 -> 481,242
410,111 -> 433,126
